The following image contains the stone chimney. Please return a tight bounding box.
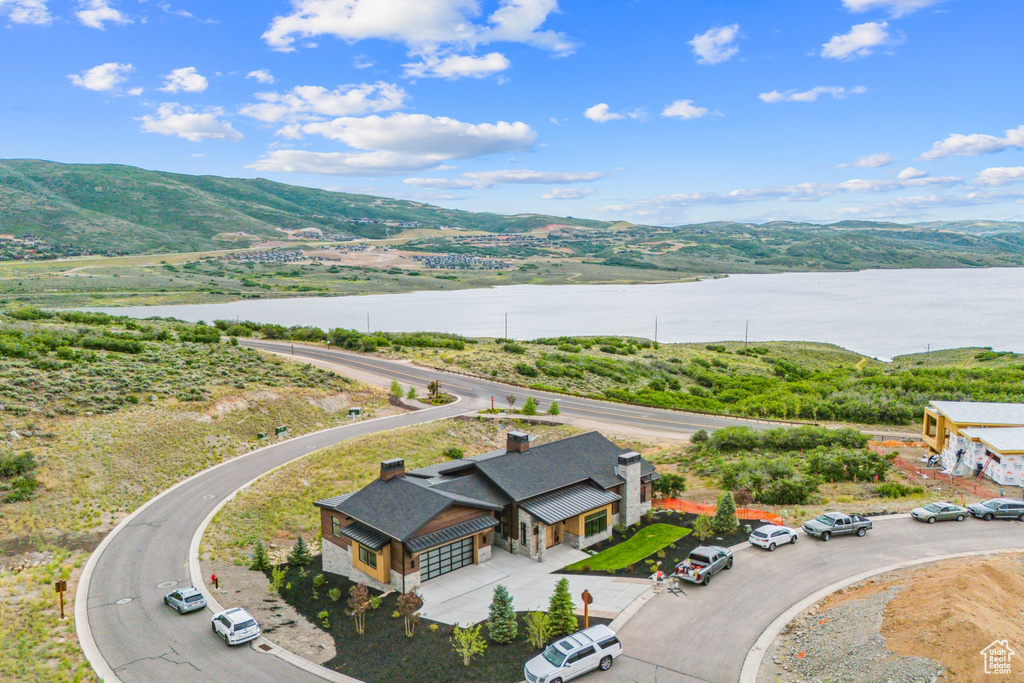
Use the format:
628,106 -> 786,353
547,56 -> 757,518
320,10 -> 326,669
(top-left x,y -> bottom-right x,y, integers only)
506,430 -> 532,453
380,458 -> 405,481
616,452 -> 641,526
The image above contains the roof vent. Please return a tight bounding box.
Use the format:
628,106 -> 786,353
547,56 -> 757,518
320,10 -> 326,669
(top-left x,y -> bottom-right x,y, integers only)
506,430 -> 533,453
380,458 -> 405,481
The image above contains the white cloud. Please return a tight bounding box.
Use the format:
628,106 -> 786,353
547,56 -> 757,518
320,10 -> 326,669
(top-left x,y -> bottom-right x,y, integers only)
240,82 -> 407,123
584,103 -> 623,123
76,0 -> 131,29
759,85 -> 867,103
598,172 -> 962,217
543,187 -> 596,200
839,152 -> 893,168
842,0 -> 946,17
127,87 -> 144,96
897,166 -> 927,179
262,0 -> 575,61
0,0 -> 51,24
251,112 -> 537,176
661,99 -> 709,119
821,21 -> 894,60
404,51 -> 510,79
160,67 -> 209,93
353,55 -> 375,69
137,103 -> 243,142
975,167 -> 1024,187
920,125 -> 1024,160
405,168 -> 605,189
68,62 -> 133,92
246,69 -> 275,85
689,24 -> 740,65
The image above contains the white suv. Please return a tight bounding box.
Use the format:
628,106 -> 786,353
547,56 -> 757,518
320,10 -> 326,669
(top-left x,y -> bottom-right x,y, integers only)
211,607 -> 260,646
748,524 -> 798,551
524,624 -> 622,682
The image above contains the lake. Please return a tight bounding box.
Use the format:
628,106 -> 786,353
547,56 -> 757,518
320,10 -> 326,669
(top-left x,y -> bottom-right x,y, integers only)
88,267 -> 1024,360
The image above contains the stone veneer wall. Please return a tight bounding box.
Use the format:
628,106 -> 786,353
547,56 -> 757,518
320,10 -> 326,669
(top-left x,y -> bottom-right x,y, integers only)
576,525 -> 612,550
516,508 -> 539,559
322,536 -> 423,593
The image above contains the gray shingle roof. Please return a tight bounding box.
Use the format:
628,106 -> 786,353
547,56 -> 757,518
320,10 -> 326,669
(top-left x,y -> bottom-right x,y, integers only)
338,520 -> 391,550
474,431 -> 634,501
519,483 -> 621,525
406,448 -> 506,479
429,472 -> 513,507
405,515 -> 498,554
315,476 -> 498,542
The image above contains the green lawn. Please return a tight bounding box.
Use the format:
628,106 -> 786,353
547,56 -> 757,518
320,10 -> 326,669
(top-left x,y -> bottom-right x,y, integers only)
564,524 -> 691,571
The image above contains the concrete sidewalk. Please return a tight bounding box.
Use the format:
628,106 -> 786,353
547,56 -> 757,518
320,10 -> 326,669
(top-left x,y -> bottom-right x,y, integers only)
418,544 -> 652,625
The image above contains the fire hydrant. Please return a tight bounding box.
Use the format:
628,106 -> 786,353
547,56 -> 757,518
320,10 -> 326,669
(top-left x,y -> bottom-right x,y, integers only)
211,573 -> 218,589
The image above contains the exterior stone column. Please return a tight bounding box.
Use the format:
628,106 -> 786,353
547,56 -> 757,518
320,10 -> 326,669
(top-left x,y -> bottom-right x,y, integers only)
537,522 -> 547,563
617,452 -> 642,526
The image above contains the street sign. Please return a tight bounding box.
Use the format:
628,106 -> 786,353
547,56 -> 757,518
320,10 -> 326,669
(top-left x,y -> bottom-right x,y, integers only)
55,580 -> 68,619
581,589 -> 592,628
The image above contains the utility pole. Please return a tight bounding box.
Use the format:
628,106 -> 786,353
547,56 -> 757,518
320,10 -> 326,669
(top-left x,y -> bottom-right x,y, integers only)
504,312 -> 508,340
744,320 -> 749,353
366,312 -> 370,334
926,344 -> 930,366
655,316 -> 658,344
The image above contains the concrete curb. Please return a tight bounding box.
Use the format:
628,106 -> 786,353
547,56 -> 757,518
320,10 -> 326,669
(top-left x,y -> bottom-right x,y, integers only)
738,544 -> 1024,683
607,586 -> 655,632
189,398 -> 468,683
76,400 -> 460,682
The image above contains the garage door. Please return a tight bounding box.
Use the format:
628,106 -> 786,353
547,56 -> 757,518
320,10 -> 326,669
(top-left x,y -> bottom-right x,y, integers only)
422,536 -> 474,581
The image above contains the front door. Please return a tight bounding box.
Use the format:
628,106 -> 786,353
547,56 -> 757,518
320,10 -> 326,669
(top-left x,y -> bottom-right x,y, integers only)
545,523 -> 561,548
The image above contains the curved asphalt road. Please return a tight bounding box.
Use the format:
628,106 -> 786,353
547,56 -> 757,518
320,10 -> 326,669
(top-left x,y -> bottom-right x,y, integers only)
81,340 -> 968,683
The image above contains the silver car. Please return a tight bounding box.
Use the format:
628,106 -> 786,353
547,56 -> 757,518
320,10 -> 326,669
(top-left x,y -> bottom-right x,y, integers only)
910,501 -> 968,524
524,624 -> 621,682
163,586 -> 206,614
968,498 -> 1024,521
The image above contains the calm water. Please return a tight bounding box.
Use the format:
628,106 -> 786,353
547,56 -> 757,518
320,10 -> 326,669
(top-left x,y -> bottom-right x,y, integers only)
89,267 -> 1024,360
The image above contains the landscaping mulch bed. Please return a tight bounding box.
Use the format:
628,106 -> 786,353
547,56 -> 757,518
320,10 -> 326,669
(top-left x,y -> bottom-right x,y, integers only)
263,556 -> 608,683
560,509 -> 774,578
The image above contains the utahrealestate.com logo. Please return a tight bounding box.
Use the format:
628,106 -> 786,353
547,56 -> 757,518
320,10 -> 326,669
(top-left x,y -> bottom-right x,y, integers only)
980,640 -> 1015,675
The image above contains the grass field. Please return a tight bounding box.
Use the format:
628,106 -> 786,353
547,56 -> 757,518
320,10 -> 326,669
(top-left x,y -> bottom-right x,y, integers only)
563,524 -> 691,571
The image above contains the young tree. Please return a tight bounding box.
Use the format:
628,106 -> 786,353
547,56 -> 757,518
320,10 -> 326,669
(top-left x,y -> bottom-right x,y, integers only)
547,577 -> 578,637
712,491 -> 739,534
390,379 -> 403,398
487,584 -> 517,643
249,539 -> 271,572
397,591 -> 424,638
287,536 -> 312,567
347,583 -> 371,635
652,472 -> 686,499
505,394 -> 517,411
547,401 -> 560,416
524,611 -> 552,649
522,396 -> 538,416
268,566 -> 287,594
427,380 -> 439,398
407,386 -> 417,400
692,514 -> 715,541
451,624 -> 488,666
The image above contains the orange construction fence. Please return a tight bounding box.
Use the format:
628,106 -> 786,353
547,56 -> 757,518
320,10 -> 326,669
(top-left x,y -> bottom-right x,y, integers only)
653,498 -> 784,526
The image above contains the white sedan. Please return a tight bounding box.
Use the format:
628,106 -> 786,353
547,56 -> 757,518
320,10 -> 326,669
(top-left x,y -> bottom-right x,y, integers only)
748,524 -> 798,551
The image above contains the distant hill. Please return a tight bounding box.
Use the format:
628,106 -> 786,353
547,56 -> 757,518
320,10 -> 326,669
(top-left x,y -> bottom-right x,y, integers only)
0,159 -> 610,255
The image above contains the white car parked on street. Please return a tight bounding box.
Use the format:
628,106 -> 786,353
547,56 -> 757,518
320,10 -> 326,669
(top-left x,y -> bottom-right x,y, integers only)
524,624 -> 621,682
748,524 -> 798,551
211,607 -> 260,646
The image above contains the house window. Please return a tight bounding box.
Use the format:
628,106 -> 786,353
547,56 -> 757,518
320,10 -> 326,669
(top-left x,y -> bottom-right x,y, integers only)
520,522 -> 527,546
584,510 -> 607,538
358,544 -> 378,569
332,516 -> 342,537
498,516 -> 509,539
641,485 -> 647,503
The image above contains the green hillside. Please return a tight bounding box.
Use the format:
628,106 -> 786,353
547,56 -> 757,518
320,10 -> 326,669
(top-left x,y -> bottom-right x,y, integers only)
0,159 -> 610,254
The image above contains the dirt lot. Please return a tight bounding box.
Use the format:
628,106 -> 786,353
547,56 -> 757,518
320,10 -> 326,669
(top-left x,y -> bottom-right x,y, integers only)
759,553 -> 1024,682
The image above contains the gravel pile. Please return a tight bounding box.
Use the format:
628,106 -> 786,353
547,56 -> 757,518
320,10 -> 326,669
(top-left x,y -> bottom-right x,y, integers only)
758,585 -> 944,683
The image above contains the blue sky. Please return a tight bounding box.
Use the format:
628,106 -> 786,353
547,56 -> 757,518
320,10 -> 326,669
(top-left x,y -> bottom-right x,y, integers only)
2,0 -> 1023,225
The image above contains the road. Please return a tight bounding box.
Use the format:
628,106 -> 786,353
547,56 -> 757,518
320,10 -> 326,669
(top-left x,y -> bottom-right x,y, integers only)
240,340 -> 801,435
79,339 -> 955,683
597,517 -> 1024,683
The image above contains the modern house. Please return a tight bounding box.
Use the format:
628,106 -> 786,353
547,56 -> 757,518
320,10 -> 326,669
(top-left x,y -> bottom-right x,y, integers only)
314,430 -> 659,593
923,401 -> 1024,485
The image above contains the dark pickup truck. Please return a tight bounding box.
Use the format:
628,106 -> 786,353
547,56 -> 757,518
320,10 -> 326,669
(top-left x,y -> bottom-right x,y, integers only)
802,512 -> 872,541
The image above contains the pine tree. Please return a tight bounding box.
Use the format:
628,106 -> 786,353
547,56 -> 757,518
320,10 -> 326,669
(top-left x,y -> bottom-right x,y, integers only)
547,401 -> 560,416
712,491 -> 739,534
547,577 -> 578,637
522,396 -> 538,415
487,584 -> 517,643
249,539 -> 271,572
287,536 -> 313,567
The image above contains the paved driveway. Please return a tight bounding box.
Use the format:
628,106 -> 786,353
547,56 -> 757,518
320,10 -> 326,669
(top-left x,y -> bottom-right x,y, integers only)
418,544 -> 652,625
